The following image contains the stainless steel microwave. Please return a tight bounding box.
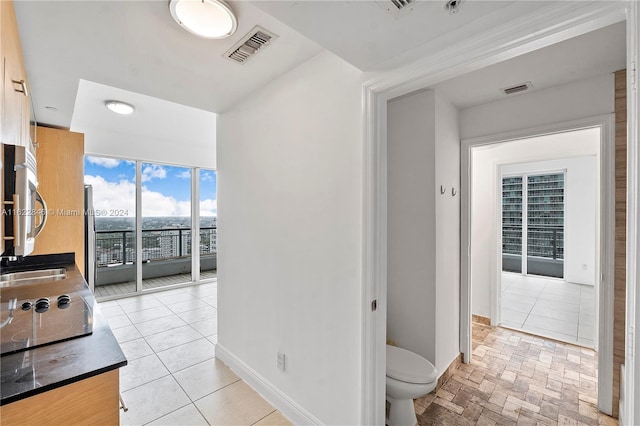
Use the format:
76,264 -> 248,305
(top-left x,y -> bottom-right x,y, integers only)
2,144 -> 47,256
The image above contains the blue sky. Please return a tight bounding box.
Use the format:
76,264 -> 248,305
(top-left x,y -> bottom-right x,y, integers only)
84,156 -> 217,216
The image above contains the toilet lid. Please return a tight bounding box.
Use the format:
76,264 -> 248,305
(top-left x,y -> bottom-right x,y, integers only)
386,345 -> 437,384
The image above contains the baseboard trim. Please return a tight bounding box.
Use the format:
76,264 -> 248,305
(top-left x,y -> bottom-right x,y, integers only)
437,353 -> 463,390
215,344 -> 322,425
472,315 -> 491,326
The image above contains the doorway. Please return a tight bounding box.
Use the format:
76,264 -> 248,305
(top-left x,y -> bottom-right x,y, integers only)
362,4 -> 638,425
469,127 -> 603,350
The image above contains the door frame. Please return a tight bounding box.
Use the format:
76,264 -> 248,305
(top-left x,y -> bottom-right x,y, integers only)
461,115 -> 614,412
361,2 -> 637,424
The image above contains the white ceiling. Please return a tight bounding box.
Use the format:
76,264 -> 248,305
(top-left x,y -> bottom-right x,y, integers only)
251,1 -> 556,71
14,0 -> 627,132
14,0 -> 323,128
433,21 -> 626,109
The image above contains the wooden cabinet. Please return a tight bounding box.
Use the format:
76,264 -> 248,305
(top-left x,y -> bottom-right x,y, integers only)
30,127 -> 86,275
0,370 -> 120,425
1,0 -> 31,148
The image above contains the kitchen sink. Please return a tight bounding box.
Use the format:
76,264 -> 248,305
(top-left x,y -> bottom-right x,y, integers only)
0,268 -> 67,287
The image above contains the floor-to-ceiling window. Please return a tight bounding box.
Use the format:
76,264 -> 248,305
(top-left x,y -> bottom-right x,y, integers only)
141,163 -> 193,290
85,156 -> 216,299
85,156 -> 138,297
198,169 -> 217,281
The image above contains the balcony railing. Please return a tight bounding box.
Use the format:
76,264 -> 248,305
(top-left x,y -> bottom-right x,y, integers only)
95,227 -> 216,267
502,225 -> 563,260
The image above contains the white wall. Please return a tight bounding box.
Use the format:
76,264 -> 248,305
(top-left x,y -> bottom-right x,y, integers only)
387,89 -> 460,375
216,52 -> 363,425
460,74 -> 614,140
471,128 -> 600,318
501,156 -> 598,285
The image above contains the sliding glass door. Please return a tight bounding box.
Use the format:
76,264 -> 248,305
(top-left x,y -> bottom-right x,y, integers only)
526,173 -> 564,278
501,172 -> 565,279
141,163 -> 193,290
502,176 -> 523,273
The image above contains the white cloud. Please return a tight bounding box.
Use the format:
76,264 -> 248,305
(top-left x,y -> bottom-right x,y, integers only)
84,175 -> 135,216
200,199 -> 217,216
86,156 -> 121,168
201,172 -> 214,182
141,164 -> 166,182
177,170 -> 191,179
141,188 -> 189,217
85,174 -> 217,218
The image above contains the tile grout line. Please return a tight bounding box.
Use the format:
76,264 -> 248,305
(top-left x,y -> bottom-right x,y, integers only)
250,409 -> 278,426
501,277 -> 584,346
140,402 -> 193,426
191,378 -> 243,405
104,283 -> 222,425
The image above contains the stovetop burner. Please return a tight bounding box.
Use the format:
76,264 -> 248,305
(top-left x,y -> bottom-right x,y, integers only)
1,288 -> 93,356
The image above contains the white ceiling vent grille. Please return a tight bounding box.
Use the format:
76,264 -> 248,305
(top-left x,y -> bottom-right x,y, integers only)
390,0 -> 415,10
501,81 -> 533,95
224,26 -> 277,64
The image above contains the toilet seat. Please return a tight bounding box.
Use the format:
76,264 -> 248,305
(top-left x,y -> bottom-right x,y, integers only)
386,345 -> 437,384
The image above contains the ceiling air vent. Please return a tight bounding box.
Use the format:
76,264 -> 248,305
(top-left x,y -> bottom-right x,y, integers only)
390,0 -> 415,10
224,26 -> 277,64
501,82 -> 533,95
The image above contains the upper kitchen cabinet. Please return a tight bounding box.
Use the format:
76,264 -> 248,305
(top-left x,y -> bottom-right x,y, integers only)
1,0 -> 32,149
31,127 -> 85,275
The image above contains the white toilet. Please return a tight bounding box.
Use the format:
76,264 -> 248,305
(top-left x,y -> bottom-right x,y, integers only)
386,344 -> 438,426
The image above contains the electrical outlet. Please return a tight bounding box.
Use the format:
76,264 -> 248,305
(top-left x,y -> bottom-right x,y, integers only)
277,352 -> 286,371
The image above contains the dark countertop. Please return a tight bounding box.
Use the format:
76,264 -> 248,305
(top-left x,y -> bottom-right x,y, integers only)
1,255 -> 127,405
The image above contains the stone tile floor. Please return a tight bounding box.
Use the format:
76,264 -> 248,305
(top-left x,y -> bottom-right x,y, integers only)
99,282 -> 292,426
415,323 -> 618,425
501,273 -> 595,347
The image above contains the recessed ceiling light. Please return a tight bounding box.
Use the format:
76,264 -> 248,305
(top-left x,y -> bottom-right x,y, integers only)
169,0 -> 237,39
104,100 -> 135,115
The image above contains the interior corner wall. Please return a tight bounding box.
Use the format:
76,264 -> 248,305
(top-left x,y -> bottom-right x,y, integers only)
434,92 -> 461,371
216,51 -> 363,425
387,89 -> 460,375
387,90 -> 437,363
471,129 -> 600,319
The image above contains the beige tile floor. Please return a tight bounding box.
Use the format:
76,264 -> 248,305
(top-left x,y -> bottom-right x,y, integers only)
99,282 -> 292,426
500,272 -> 595,347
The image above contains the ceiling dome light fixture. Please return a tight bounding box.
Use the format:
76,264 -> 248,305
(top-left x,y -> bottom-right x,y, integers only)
445,0 -> 462,14
169,0 -> 237,39
104,100 -> 135,115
